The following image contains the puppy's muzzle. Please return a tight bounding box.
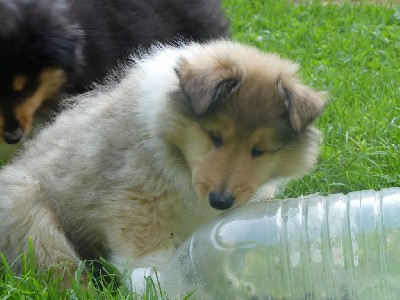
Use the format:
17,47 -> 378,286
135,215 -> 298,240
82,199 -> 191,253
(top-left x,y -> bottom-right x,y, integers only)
3,127 -> 24,144
209,192 -> 235,210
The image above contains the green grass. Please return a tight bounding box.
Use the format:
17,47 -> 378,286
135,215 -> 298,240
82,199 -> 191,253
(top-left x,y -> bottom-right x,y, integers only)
224,0 -> 400,197
1,0 -> 399,298
0,252 -> 162,300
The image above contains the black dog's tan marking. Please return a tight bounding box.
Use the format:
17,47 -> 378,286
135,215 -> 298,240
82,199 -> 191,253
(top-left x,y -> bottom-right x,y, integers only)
12,76 -> 28,92
0,0 -> 229,144
14,68 -> 66,136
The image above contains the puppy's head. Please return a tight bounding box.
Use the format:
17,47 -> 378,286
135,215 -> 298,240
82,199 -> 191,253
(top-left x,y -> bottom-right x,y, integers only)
0,0 -> 78,143
164,41 -> 327,210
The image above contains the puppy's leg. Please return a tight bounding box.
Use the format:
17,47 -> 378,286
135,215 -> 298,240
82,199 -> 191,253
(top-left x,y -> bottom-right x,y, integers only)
27,203 -> 84,286
124,247 -> 178,292
110,244 -> 177,275
103,198 -> 178,278
0,170 -> 81,286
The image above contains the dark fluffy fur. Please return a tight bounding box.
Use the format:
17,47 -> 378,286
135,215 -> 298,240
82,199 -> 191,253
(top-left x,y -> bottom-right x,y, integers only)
0,0 -> 229,143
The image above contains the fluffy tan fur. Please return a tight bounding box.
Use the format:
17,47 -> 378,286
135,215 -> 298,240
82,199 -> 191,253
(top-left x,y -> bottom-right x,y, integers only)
0,40 -> 326,285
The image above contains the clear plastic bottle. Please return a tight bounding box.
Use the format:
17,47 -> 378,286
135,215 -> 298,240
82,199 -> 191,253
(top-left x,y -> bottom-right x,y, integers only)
131,188 -> 400,299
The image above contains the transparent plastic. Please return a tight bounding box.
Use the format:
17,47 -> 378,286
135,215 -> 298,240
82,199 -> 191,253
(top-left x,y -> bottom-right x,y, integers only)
131,188 -> 400,299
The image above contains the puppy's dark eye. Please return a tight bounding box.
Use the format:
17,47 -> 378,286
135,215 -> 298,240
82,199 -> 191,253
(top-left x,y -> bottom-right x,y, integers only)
251,147 -> 264,158
209,133 -> 223,148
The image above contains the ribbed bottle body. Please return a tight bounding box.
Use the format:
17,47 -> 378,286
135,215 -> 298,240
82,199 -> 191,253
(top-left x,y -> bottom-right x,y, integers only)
144,188 -> 400,299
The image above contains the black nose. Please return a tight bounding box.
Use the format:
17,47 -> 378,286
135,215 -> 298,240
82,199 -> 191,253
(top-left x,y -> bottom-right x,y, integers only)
209,192 -> 235,210
3,127 -> 24,144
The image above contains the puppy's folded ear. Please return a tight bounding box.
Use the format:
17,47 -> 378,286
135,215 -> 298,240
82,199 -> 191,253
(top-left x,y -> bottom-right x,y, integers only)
175,57 -> 240,116
277,73 -> 327,133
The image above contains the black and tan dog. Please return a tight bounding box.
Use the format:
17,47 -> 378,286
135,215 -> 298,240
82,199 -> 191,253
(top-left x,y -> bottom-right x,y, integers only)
0,0 -> 228,144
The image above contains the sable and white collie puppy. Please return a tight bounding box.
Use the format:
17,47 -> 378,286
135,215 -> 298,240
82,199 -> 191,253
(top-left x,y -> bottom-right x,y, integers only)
0,40 -> 326,285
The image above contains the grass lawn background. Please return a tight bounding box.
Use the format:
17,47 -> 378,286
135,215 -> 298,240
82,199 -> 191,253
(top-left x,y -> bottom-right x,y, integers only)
0,0 -> 399,298
224,0 -> 399,198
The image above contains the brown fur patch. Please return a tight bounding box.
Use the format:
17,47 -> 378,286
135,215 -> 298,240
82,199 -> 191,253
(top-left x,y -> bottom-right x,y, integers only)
14,68 -> 66,134
12,75 -> 28,92
175,54 -> 241,116
103,192 -> 177,258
